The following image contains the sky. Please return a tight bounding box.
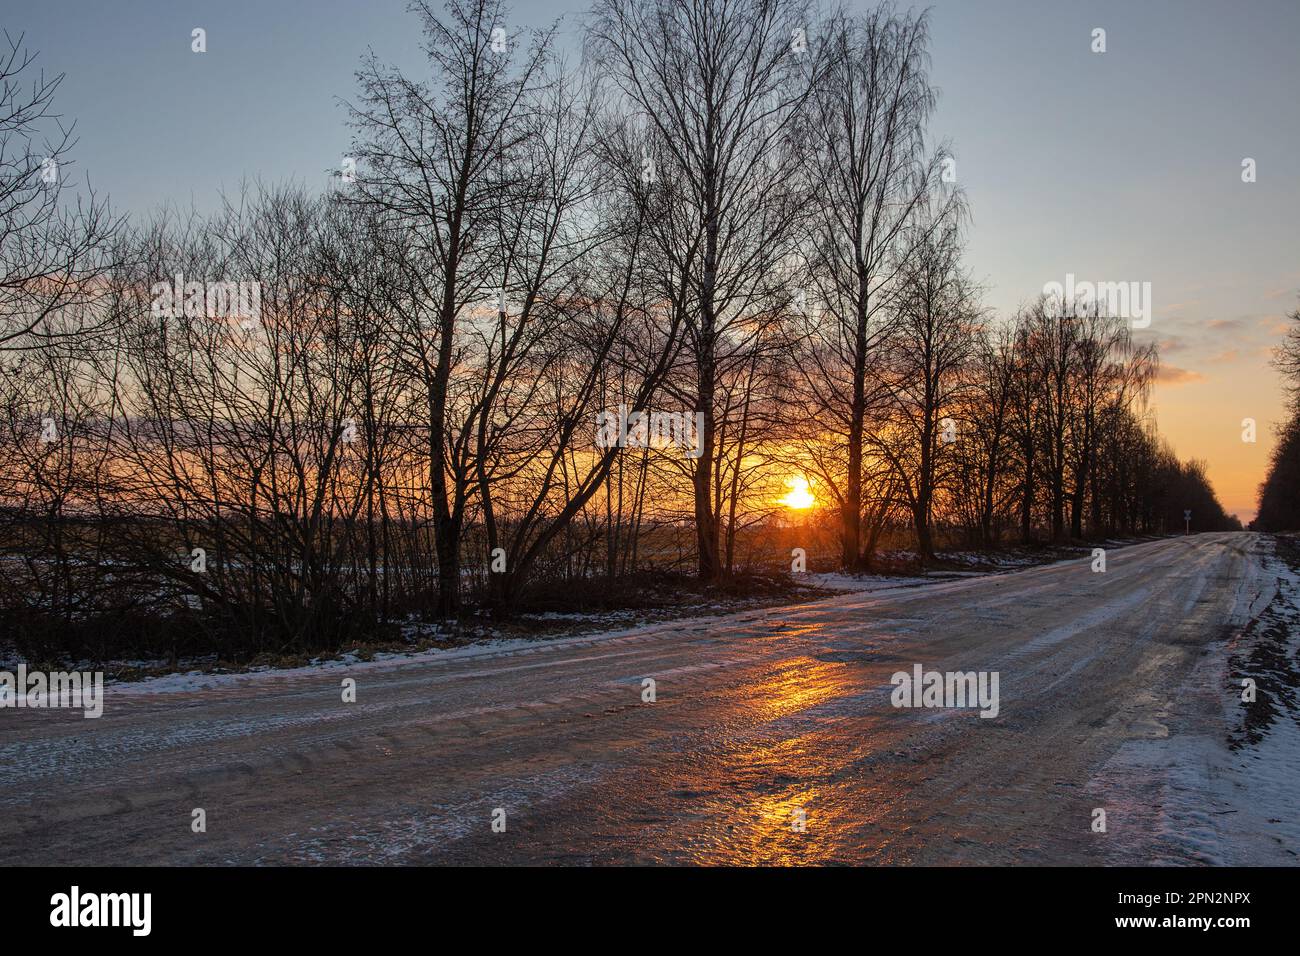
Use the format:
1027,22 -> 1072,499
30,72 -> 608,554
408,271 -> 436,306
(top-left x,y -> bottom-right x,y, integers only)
11,0 -> 1299,521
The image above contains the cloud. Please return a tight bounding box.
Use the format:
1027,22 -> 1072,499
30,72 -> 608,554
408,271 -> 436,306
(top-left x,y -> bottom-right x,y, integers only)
1206,317 -> 1248,332
1156,365 -> 1205,385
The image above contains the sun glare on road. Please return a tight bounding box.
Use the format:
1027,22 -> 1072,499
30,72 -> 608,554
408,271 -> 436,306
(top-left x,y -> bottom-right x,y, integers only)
780,476 -> 815,510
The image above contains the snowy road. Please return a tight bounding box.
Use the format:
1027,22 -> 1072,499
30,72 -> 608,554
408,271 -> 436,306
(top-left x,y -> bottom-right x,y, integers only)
3,531 -> 1297,865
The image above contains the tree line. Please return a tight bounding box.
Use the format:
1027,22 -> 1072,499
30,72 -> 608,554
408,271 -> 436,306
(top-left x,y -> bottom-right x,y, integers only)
1254,299 -> 1300,531
0,1 -> 1236,661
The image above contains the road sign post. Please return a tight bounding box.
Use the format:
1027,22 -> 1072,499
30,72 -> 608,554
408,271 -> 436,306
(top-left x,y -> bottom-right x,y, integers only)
1184,509 -> 1191,534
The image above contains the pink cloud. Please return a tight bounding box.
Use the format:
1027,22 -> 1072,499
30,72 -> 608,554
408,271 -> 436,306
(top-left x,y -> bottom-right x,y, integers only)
1157,365 -> 1205,385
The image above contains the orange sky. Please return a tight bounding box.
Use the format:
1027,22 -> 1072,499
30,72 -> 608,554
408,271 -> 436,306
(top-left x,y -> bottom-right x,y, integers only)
1142,300 -> 1296,525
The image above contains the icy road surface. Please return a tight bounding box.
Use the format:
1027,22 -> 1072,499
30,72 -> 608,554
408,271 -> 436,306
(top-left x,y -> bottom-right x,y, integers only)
2,532 -> 1297,865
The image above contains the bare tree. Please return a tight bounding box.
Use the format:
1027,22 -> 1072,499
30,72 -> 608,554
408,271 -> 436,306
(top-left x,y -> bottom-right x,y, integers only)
589,0 -> 811,581
796,5 -> 952,568
875,218 -> 976,560
0,33 -> 122,351
347,0 -> 554,616
962,322 -> 1018,546
471,68 -> 683,609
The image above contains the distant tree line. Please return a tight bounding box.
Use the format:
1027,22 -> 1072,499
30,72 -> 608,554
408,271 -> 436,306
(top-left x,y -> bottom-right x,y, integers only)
1255,299 -> 1300,531
0,1 -> 1236,660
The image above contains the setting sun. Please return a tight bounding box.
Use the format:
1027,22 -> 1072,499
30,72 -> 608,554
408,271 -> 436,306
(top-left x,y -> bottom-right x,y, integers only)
779,476 -> 815,510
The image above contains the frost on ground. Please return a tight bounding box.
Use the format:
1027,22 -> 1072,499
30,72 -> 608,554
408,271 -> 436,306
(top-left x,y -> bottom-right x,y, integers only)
1088,534 -> 1300,864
